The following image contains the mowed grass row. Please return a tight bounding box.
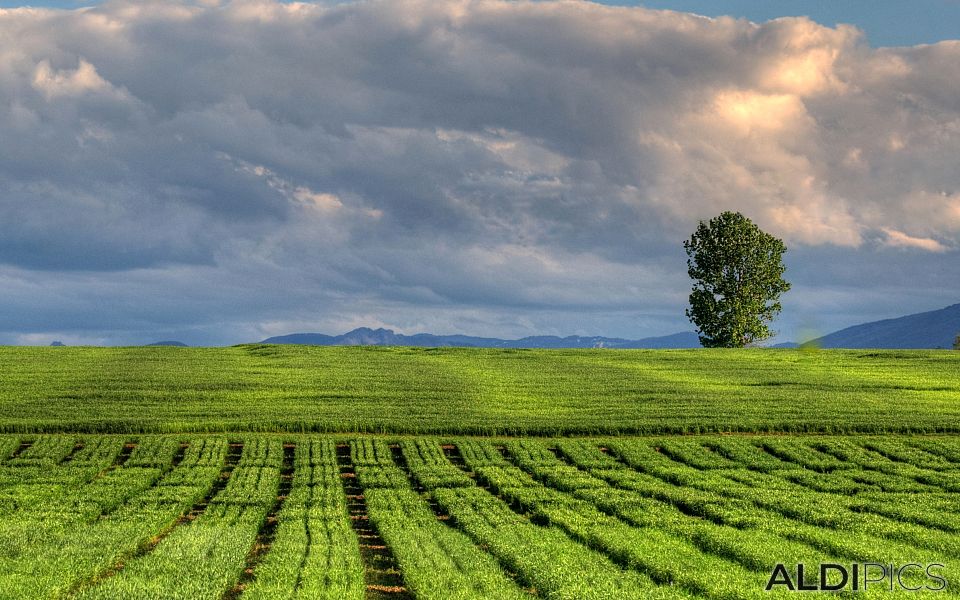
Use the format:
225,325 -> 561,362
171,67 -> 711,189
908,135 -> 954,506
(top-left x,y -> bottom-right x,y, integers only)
1,434 -> 959,599
0,346 -> 958,434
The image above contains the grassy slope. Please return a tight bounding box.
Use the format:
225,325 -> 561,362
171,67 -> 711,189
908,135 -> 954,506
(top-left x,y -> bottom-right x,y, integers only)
0,345 -> 957,434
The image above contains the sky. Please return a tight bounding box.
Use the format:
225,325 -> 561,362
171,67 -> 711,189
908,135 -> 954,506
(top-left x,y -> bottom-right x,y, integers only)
4,1 -> 960,47
0,1 -> 958,346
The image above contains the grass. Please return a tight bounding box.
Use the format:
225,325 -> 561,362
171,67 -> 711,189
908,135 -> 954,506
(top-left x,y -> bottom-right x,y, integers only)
0,346 -> 957,434
0,346 -> 957,596
2,434 -> 958,599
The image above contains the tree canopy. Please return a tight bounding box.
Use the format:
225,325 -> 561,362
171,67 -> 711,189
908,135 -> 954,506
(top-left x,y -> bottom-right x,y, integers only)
684,211 -> 790,348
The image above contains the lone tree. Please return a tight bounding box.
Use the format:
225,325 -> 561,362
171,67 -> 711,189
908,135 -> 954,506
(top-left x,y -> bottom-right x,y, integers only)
684,211 -> 790,347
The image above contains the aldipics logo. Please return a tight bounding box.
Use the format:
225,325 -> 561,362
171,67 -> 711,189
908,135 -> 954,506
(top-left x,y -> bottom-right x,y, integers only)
766,563 -> 947,592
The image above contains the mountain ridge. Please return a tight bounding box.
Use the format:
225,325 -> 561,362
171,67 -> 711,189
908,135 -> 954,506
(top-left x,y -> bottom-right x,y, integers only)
807,302 -> 960,349
261,302 -> 960,349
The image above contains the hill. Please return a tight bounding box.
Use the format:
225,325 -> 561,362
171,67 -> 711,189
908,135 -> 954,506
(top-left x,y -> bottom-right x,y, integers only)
262,327 -> 700,349
145,340 -> 189,347
0,346 -> 957,434
808,303 -> 960,349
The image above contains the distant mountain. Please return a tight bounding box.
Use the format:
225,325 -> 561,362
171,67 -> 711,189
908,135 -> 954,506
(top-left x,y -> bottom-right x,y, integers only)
263,304 -> 960,350
770,341 -> 800,348
262,327 -> 701,349
146,340 -> 189,347
806,303 -> 960,349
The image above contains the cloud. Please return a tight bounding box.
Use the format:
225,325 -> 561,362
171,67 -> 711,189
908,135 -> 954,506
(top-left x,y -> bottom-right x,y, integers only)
32,58 -> 109,98
881,228 -> 949,252
0,0 -> 958,343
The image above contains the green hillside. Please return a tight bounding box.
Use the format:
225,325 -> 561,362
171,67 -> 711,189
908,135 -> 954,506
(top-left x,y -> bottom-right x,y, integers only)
1,346 -> 957,434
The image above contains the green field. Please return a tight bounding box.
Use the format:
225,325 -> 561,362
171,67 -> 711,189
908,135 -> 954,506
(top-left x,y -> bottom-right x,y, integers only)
0,346 -> 957,434
2,346 -> 959,598
1,434 -> 958,599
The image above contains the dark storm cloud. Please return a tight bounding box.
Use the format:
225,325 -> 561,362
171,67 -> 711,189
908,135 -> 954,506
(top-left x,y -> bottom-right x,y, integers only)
0,0 -> 958,344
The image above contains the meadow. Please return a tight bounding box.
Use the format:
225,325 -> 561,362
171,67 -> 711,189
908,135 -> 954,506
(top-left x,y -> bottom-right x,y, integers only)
2,346 -> 958,598
1,434 -> 958,599
0,346 -> 957,434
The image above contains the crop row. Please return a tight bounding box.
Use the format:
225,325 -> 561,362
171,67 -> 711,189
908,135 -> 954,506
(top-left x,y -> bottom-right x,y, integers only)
610,438 -> 960,533
363,439 -> 529,599
0,437 -> 128,515
397,439 -> 472,489
553,441 -> 950,594
0,438 -> 366,598
78,438 -> 302,598
598,440 -> 960,564
481,440 -> 782,599
1,435 -> 958,599
351,438 -> 409,489
365,488 -> 528,599
613,436 -> 960,473
397,439 -> 691,599
0,439 -> 225,598
441,438 -> 959,598
240,439 -> 365,599
565,440 -> 944,573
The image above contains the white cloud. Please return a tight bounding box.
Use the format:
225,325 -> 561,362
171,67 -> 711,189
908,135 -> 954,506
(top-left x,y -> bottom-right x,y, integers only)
293,188 -> 343,213
881,228 -> 949,252
712,89 -> 810,134
31,58 -> 126,100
